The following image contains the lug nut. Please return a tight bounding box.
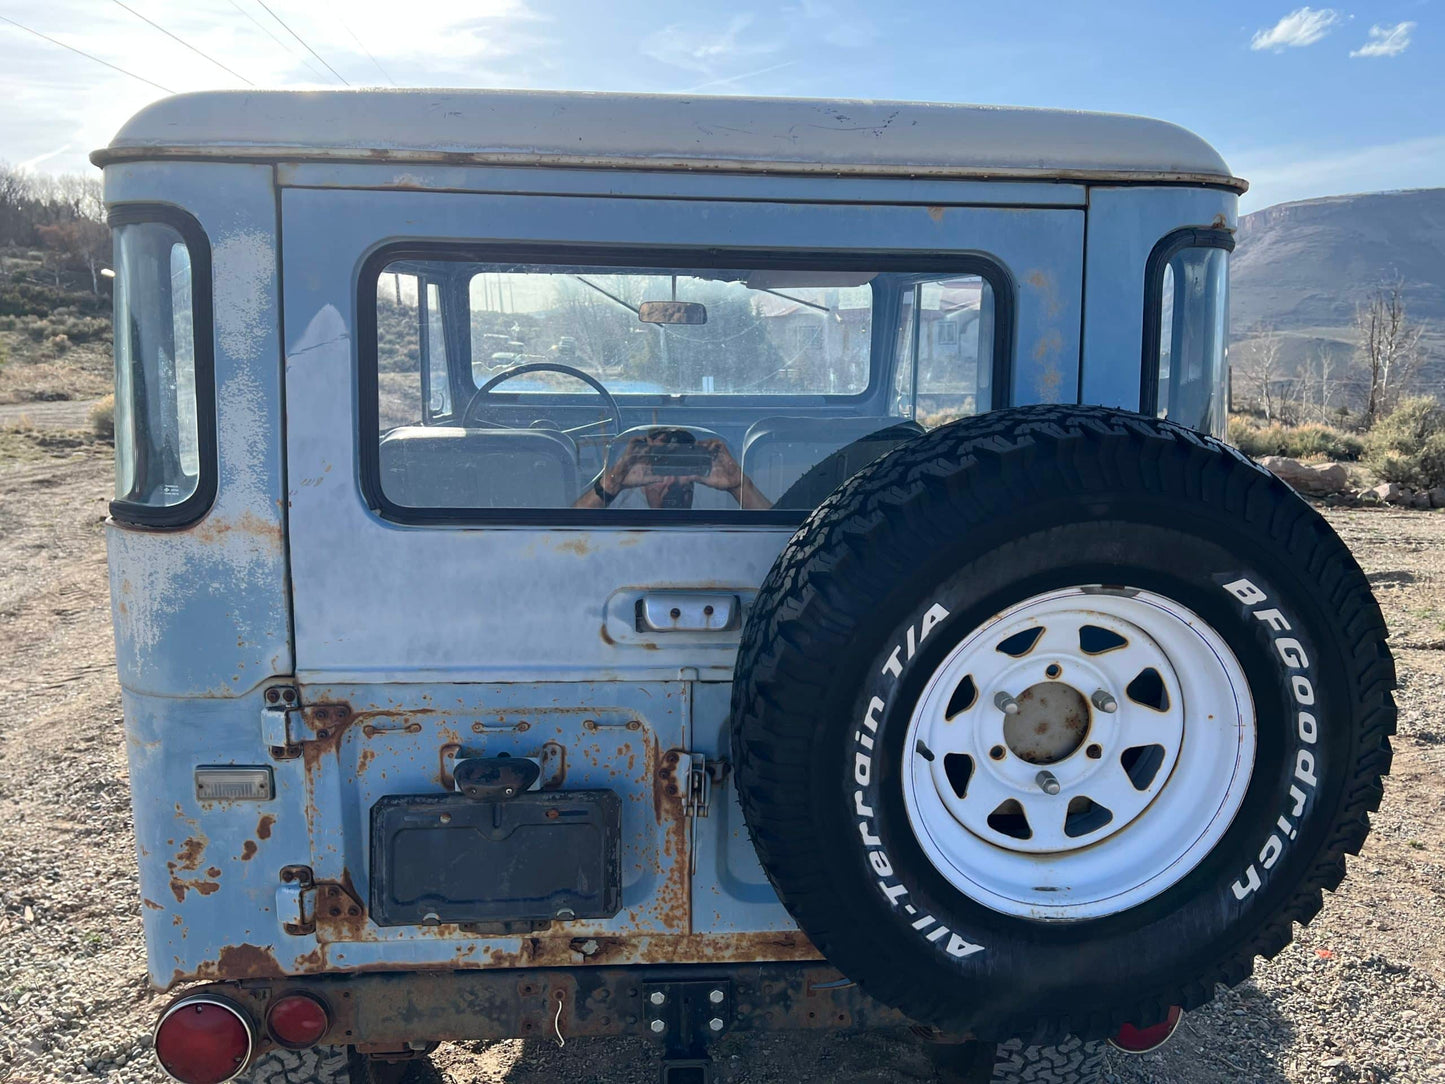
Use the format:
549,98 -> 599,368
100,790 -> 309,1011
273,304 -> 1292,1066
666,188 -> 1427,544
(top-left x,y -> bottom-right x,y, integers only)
650,1019 -> 666,1033
709,1017 -> 725,1032
1091,690 -> 1118,713
994,692 -> 1020,715
1035,770 -> 1061,795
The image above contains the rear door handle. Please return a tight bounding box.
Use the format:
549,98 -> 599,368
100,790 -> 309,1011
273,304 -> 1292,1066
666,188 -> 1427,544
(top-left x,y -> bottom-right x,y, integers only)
637,593 -> 740,632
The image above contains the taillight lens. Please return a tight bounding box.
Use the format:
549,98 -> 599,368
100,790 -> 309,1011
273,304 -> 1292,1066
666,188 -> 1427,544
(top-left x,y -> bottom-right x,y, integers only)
1110,1004 -> 1184,1054
267,992 -> 331,1048
154,996 -> 253,1084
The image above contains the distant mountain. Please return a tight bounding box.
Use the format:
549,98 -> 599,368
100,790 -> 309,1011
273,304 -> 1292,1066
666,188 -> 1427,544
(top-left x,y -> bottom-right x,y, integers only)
1231,188 -> 1445,344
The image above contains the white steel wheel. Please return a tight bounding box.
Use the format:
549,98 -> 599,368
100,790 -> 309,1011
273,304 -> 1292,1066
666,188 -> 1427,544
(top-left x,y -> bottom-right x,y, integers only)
902,586 -> 1256,920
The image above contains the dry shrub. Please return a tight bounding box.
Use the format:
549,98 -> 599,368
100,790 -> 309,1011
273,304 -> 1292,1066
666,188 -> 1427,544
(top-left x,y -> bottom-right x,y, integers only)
1227,417 -> 1364,461
1365,397 -> 1445,490
89,394 -> 115,441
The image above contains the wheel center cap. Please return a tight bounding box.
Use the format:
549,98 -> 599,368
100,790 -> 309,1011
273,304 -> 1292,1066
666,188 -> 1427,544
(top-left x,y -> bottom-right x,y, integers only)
1003,681 -> 1089,765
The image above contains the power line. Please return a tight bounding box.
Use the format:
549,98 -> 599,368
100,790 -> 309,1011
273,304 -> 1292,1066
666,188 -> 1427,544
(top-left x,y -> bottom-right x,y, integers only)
225,0 -> 329,83
253,0 -> 349,85
109,0 -> 255,86
333,9 -> 396,87
0,12 -> 174,93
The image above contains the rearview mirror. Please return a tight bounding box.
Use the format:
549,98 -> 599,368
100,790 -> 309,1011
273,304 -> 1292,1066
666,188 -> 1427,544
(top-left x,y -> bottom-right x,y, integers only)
639,300 -> 707,325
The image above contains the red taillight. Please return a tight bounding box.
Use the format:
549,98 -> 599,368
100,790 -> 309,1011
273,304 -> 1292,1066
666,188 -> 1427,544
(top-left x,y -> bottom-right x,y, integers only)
267,992 -> 331,1048
1110,1004 -> 1184,1054
154,996 -> 254,1084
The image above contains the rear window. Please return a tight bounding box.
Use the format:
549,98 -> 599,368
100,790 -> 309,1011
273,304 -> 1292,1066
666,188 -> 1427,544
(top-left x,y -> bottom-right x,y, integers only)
110,210 -> 214,526
362,251 -> 1009,524
1143,230 -> 1232,438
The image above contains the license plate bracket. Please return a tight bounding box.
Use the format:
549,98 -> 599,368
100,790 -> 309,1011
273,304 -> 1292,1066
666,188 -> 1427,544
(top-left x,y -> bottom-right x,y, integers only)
368,790 -> 622,927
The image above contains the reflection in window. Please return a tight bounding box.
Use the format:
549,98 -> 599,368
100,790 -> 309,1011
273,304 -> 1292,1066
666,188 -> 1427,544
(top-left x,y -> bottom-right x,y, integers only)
370,258 -> 1003,517
424,282 -> 451,416
894,276 -> 995,428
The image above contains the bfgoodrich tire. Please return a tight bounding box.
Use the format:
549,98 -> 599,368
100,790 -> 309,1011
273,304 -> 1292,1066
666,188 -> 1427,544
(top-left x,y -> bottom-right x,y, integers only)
731,406 -> 1394,1042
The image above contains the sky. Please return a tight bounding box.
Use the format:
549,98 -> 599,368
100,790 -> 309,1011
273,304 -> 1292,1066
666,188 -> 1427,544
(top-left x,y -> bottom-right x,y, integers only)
0,0 -> 1440,213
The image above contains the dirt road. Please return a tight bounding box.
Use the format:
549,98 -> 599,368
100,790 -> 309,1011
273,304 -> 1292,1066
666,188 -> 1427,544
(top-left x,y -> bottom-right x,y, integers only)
0,430 -> 1441,1084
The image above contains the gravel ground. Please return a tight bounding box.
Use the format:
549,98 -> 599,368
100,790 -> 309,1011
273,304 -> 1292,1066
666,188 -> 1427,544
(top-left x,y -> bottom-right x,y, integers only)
0,431 -> 1442,1084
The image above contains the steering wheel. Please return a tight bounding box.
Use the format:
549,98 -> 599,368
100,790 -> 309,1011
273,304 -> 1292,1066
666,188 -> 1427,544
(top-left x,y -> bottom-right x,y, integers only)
460,362 -> 625,441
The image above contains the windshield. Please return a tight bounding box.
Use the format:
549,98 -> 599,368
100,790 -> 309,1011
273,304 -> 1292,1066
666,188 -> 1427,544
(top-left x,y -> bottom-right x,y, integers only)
369,255 -> 1000,519
465,268 -> 874,396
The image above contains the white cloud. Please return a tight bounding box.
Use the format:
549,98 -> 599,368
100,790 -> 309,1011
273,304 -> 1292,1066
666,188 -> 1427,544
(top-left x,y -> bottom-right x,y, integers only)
641,14 -> 779,75
1250,7 -> 1343,51
1350,21 -> 1415,58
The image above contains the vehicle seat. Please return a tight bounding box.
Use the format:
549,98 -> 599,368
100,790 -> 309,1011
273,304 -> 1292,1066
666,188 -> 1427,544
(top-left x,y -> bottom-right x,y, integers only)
379,427 -> 578,508
741,416 -> 924,506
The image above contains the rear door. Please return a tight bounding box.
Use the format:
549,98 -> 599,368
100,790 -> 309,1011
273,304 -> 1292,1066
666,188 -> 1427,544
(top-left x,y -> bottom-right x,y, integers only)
279,180 -> 1084,966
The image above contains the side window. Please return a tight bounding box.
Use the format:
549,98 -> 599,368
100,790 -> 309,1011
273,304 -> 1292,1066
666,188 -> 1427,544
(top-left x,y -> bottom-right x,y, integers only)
423,281 -> 452,418
893,275 -> 996,428
376,271 -> 422,428
1144,231 -> 1232,437
110,210 -> 214,526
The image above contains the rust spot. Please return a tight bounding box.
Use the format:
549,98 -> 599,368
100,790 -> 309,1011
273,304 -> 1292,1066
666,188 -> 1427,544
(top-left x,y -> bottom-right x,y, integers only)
190,510 -> 283,550
438,742 -> 462,791
175,837 -> 206,871
169,875 -> 219,903
600,624 -> 616,646
357,747 -> 376,774
241,840 -> 258,861
256,814 -> 276,840
555,537 -> 592,557
926,205 -> 945,222
143,898 -> 165,911
206,866 -> 222,878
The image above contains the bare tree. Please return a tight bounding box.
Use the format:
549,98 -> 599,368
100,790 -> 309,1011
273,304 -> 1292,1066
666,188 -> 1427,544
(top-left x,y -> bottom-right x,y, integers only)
1356,276 -> 1424,425
1237,324 -> 1284,422
37,218 -> 111,294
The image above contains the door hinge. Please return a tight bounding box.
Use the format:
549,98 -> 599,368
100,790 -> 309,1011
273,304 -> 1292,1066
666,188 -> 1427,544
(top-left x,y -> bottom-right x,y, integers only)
261,687 -> 351,760
277,865 -> 366,937
661,749 -> 729,819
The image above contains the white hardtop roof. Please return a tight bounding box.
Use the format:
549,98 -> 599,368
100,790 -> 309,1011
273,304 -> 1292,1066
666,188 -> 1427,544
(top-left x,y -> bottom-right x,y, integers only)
93,89 -> 1244,191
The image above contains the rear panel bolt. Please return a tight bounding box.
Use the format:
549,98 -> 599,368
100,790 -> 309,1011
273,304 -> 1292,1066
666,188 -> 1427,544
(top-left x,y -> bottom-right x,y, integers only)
1091,690 -> 1118,713
708,989 -> 725,1004
993,692 -> 1020,715
649,991 -> 666,1006
709,1018 -> 725,1032
1035,770 -> 1061,795
649,1019 -> 666,1033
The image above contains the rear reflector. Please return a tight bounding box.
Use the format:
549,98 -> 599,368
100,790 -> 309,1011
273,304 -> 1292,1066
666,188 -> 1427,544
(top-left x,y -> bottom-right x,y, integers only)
155,996 -> 253,1084
267,992 -> 331,1048
1110,1004 -> 1184,1054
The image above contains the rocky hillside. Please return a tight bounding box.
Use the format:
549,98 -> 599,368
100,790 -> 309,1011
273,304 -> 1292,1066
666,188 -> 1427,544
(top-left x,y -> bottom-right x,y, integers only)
1231,187 -> 1445,342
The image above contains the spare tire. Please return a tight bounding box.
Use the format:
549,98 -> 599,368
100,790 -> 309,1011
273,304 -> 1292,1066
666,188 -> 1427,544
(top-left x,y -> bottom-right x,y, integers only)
731,405 -> 1394,1042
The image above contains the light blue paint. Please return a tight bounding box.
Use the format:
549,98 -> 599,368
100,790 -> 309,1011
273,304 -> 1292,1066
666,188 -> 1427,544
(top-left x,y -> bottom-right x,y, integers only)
105,151 -> 1235,987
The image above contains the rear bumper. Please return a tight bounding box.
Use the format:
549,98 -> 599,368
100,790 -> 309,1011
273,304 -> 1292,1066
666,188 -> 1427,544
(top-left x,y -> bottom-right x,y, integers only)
180,962 -> 913,1053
